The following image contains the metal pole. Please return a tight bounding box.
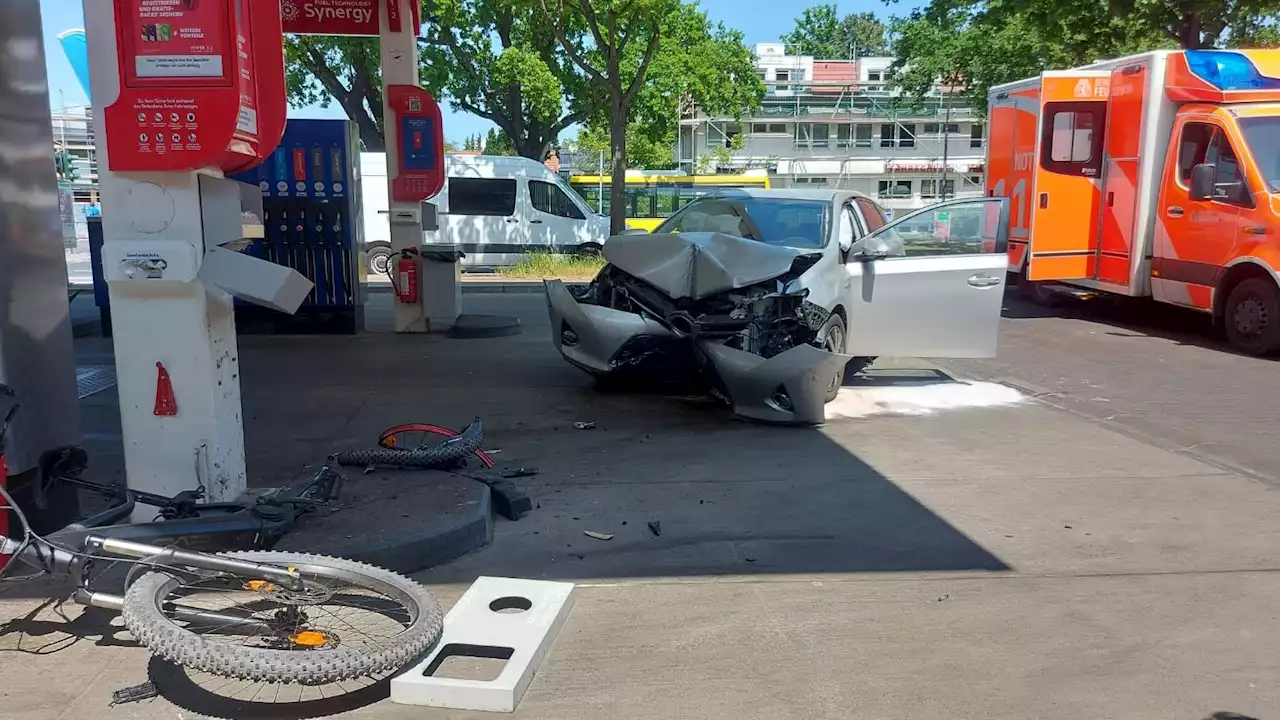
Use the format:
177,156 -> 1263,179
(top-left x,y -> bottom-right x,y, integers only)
940,87 -> 952,201
598,150 -> 604,214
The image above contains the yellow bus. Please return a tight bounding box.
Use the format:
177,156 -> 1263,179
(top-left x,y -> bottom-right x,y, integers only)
568,173 -> 771,231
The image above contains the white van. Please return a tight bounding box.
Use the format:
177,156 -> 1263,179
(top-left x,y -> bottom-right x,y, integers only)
360,153 -> 611,271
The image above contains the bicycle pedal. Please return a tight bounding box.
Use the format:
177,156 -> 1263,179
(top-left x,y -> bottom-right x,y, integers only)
110,680 -> 158,706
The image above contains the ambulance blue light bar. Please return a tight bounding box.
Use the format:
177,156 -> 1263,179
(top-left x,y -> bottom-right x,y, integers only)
1185,50 -> 1280,91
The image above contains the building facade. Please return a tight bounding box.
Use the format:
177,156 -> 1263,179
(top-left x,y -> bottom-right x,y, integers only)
51,108 -> 99,205
677,44 -> 987,213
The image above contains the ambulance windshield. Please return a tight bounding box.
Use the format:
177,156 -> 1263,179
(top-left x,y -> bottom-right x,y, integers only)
1240,117 -> 1280,193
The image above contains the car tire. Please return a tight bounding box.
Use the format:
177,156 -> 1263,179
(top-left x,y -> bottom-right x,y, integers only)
1224,277 -> 1280,356
577,243 -> 603,256
366,245 -> 393,276
820,314 -> 848,403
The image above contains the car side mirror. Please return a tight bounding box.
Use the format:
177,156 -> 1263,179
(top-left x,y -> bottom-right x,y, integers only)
1189,163 -> 1215,201
854,237 -> 893,262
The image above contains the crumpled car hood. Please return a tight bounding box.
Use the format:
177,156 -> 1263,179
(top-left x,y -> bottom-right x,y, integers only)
602,232 -> 811,300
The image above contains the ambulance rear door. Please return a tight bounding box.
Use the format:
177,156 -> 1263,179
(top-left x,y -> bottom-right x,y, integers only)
1026,73 -> 1109,281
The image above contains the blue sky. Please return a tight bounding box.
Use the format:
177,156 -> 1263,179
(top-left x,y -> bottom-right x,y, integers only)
39,0 -> 914,143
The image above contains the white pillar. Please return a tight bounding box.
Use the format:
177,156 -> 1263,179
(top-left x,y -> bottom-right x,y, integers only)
380,0 -> 457,332
85,2 -> 247,519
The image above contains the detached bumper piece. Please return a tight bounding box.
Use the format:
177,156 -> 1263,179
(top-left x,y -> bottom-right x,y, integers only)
546,280 -> 851,425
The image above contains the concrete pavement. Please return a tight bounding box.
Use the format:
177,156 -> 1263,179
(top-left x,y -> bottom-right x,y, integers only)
1,292 -> 1277,719
942,293 -> 1280,484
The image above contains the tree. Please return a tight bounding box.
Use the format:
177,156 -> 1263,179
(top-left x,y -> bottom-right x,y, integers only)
444,139 -> 461,152
541,0 -> 764,232
575,124 -> 675,169
887,0 -> 1280,117
782,5 -> 888,59
539,0 -> 676,233
283,36 -> 450,152
421,0 -> 594,160
53,148 -> 79,183
483,128 -> 519,155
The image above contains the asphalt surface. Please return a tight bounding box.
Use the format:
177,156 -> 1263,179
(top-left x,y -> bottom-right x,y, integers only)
4,292 -> 1279,720
940,291 -> 1280,485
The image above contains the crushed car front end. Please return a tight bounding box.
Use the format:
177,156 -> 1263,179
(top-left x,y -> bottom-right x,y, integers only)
545,231 -> 851,424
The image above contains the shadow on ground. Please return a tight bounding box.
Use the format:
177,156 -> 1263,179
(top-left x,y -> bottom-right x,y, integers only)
52,293 -> 1008,591
1001,288 -> 1259,359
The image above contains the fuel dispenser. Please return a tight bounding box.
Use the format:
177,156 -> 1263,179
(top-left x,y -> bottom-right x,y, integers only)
231,120 -> 365,334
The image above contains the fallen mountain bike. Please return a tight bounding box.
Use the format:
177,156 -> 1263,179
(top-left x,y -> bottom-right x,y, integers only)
0,384 -> 453,685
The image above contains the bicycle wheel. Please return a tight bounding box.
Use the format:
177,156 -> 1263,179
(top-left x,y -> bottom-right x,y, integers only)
377,422 -> 496,468
121,551 -> 442,685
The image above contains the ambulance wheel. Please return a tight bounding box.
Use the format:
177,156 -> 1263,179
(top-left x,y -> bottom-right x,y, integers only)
1224,278 -> 1280,356
366,245 -> 393,276
1017,270 -> 1060,306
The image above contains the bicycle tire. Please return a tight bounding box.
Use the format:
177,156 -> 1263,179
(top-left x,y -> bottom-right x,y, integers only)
377,422 -> 496,468
121,551 -> 443,685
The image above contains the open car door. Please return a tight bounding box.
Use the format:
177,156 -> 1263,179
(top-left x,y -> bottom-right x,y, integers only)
843,196 -> 1010,358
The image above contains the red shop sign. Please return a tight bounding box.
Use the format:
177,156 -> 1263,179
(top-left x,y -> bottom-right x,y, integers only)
280,0 -> 419,36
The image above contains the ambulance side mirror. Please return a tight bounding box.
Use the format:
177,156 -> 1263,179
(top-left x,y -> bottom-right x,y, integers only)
1189,164 -> 1216,201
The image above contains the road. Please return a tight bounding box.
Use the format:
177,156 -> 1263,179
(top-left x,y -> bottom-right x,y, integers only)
940,291 -> 1280,485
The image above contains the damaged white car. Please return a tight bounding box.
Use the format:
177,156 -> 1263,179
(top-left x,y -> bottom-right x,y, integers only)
546,189 -> 1011,424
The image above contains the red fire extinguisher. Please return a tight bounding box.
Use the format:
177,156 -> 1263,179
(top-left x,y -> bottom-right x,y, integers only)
395,248 -> 420,304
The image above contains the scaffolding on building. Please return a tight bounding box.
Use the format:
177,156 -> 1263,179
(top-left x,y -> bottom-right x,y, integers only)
679,63 -> 987,202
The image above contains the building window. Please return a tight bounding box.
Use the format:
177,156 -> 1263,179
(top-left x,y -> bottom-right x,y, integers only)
867,71 -> 882,82
751,123 -> 787,134
970,123 -> 985,148
855,124 -> 872,148
794,176 -> 829,187
899,123 -> 916,148
836,125 -> 852,148
923,123 -> 939,136
880,123 -> 896,148
920,178 -> 956,199
776,69 -> 791,82
449,177 -> 517,216
877,180 -> 913,198
795,123 -> 830,148
967,175 -> 984,188
944,123 -> 959,134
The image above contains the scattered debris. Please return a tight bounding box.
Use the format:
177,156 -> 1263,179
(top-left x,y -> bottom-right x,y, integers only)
621,520 -> 627,526
744,557 -> 756,563
110,681 -> 158,706
573,421 -> 597,430
490,480 -> 533,520
571,553 -> 585,560
647,520 -> 661,537
1064,525 -> 1073,529
937,594 -> 949,602
584,530 -> 614,541
501,467 -> 539,478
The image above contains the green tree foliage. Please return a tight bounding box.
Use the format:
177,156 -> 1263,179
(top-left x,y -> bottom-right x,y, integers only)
782,5 -> 889,59
421,0 -> 594,160
540,0 -> 764,232
283,36 -> 449,152
888,0 -> 1280,116
483,128 -> 519,155
574,125 -> 675,169
53,148 -> 79,183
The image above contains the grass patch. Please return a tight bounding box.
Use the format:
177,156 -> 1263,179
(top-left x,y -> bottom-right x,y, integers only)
499,251 -> 605,280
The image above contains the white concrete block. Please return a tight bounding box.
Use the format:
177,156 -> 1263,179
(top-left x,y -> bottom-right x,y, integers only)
390,576 -> 576,713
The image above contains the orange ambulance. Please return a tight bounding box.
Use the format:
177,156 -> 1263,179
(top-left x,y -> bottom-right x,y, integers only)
987,49 -> 1280,354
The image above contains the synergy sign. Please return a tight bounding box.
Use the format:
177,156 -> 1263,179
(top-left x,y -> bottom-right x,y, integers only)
280,0 -> 419,36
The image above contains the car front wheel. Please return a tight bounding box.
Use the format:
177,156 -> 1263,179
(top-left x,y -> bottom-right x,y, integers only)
366,245 -> 393,276
820,314 -> 847,403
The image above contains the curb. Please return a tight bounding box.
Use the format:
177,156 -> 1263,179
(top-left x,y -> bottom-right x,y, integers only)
277,479 -> 494,576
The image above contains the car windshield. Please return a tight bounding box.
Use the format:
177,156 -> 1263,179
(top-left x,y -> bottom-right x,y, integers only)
1240,116 -> 1280,193
654,196 -> 830,249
